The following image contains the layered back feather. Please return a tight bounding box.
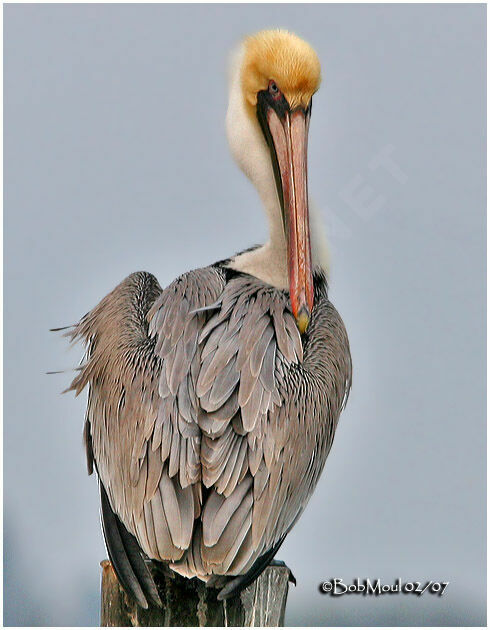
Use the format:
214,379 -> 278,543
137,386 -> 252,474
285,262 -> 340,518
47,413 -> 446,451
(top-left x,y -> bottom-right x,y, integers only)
68,265 -> 351,583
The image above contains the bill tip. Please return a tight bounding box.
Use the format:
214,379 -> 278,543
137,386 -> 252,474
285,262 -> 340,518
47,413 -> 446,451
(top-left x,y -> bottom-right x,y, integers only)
296,309 -> 310,334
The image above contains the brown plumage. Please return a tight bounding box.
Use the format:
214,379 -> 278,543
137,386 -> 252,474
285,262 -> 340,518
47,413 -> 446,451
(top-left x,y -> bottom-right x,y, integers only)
68,268 -> 351,602
66,29 -> 352,606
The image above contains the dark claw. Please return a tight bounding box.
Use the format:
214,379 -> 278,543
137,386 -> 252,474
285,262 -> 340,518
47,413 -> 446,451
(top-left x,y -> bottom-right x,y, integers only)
148,559 -> 175,580
270,559 -> 296,585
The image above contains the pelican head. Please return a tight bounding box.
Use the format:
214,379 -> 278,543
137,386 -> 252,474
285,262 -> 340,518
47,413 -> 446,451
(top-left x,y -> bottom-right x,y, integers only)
227,30 -> 323,334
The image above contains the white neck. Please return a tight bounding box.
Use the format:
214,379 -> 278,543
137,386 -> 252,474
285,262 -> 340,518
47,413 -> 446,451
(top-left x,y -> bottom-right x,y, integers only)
225,45 -> 329,290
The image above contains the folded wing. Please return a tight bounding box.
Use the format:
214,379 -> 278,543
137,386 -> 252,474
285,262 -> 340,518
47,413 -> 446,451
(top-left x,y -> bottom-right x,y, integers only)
68,267 -> 351,601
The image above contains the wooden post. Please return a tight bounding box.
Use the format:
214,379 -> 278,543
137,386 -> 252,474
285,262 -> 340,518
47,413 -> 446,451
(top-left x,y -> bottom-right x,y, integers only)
101,559 -> 291,627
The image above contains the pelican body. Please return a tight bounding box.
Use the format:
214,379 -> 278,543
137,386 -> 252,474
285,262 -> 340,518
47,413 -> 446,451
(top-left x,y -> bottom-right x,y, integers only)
68,30 -> 351,606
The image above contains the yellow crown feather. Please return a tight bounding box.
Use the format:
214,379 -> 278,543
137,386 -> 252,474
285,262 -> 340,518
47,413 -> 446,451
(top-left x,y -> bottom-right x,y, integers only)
241,29 -> 321,112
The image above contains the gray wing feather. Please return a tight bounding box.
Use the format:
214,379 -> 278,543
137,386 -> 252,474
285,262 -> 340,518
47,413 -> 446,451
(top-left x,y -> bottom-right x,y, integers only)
180,275 -> 351,578
69,267 -> 351,587
68,268 -> 226,566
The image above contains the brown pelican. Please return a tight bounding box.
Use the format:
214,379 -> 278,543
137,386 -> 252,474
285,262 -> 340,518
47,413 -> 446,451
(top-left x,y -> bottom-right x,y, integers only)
67,29 -> 351,606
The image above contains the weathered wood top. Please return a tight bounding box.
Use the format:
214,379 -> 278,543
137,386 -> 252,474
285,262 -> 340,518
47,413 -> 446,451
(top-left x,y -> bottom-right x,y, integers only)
100,560 -> 291,627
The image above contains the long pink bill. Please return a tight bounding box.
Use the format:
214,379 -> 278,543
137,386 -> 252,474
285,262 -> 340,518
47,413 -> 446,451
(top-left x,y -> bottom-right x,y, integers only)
267,107 -> 314,334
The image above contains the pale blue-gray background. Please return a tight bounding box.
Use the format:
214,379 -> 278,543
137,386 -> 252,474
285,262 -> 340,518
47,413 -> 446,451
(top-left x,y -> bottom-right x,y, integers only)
4,3 -> 486,626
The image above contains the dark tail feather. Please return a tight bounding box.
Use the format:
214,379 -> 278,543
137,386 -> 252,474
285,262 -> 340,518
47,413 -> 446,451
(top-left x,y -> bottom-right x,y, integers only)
46,366 -> 82,375
100,482 -> 162,608
49,325 -> 75,332
217,536 -> 286,601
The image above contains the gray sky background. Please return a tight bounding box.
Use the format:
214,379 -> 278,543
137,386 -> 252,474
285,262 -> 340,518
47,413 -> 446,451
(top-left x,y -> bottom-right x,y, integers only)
4,3 -> 486,626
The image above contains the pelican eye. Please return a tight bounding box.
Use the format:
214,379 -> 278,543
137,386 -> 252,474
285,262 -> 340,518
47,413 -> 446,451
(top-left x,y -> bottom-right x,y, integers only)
268,80 -> 280,95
